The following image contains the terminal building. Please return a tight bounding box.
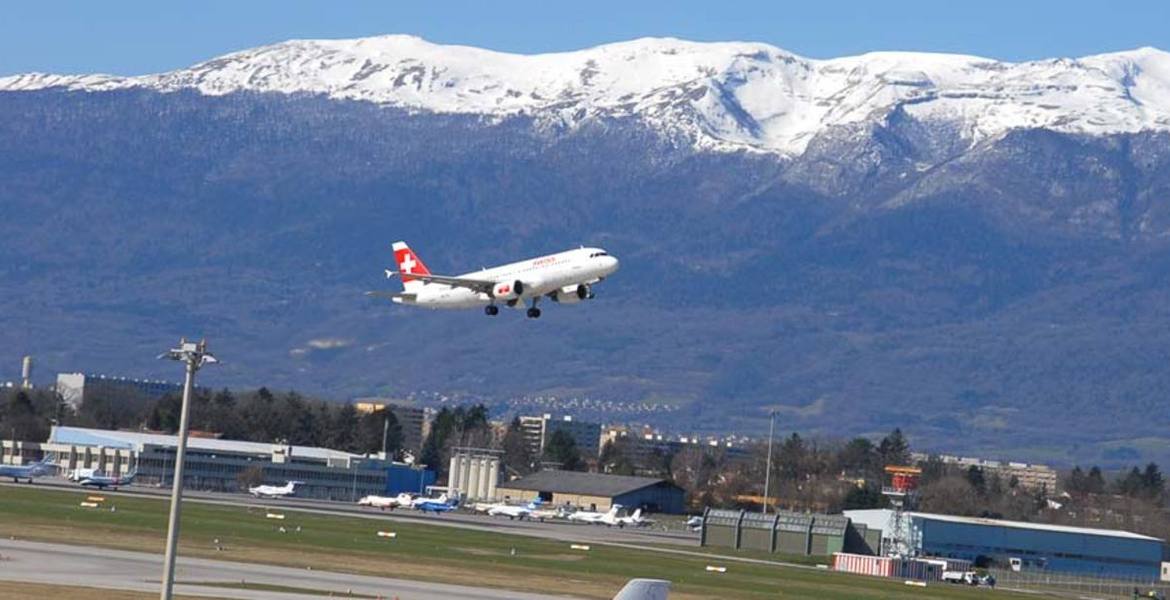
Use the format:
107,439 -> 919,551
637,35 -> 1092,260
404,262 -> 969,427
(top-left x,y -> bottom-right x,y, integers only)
845,509 -> 1168,579
2,426 -> 433,501
497,470 -> 684,513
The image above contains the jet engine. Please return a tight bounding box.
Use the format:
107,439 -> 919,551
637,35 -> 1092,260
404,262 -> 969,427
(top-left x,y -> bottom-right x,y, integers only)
552,284 -> 592,304
491,280 -> 524,300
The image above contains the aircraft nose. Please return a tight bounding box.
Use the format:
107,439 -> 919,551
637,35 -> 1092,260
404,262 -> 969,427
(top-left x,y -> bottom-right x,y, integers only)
604,255 -> 619,273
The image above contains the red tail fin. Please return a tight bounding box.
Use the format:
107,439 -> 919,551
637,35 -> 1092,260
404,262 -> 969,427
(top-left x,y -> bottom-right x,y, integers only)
392,241 -> 431,284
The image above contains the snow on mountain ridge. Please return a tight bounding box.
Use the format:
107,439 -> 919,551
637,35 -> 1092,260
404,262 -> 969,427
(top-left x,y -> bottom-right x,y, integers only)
2,35 -> 1169,155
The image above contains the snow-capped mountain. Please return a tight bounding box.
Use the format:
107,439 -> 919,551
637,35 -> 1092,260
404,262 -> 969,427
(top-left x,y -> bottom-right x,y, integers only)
3,35 -> 1169,155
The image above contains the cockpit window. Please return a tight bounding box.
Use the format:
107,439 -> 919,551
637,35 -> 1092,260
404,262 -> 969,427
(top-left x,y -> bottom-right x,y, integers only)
589,252 -> 609,258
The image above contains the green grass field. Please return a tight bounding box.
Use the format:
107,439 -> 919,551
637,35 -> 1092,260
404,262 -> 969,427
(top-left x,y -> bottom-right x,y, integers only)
0,486 -> 1027,599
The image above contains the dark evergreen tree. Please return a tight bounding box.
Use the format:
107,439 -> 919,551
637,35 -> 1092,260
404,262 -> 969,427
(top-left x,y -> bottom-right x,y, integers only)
543,429 -> 583,471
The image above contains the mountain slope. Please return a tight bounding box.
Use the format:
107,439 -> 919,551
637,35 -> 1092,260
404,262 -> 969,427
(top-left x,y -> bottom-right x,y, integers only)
3,36 -> 1169,155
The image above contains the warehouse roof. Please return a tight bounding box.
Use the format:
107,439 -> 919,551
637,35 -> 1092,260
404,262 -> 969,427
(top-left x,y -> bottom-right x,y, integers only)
912,511 -> 1163,542
846,509 -> 1162,542
499,470 -> 676,497
48,426 -> 359,462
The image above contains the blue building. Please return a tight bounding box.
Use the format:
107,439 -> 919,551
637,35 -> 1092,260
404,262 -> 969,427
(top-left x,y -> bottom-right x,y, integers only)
385,463 -> 435,496
845,509 -> 1167,580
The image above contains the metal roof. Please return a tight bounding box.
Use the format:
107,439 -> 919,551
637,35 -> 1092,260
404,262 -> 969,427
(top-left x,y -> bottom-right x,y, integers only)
911,511 -> 1164,542
48,426 -> 360,462
498,470 -> 676,497
845,508 -> 1163,542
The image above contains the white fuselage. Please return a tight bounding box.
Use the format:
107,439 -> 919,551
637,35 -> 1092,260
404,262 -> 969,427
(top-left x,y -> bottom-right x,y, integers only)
396,247 -> 618,310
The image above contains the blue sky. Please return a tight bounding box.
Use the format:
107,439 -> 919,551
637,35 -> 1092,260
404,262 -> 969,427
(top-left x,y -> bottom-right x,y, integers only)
2,0 -> 1167,76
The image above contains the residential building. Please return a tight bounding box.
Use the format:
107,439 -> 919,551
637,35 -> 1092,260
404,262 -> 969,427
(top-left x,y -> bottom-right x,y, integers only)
55,372 -> 184,409
518,414 -> 601,458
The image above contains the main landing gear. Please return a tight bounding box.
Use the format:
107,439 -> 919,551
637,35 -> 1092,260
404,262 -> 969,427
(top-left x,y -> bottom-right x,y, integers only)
526,298 -> 541,319
484,305 -> 499,316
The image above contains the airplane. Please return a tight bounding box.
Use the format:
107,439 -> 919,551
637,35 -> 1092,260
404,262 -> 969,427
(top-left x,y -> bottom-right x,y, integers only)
487,497 -> 543,520
78,470 -> 136,490
613,579 -> 670,600
0,456 -> 54,483
249,481 -> 301,499
530,504 -> 574,523
357,493 -> 415,510
568,504 -> 622,526
367,241 -> 619,318
409,492 -> 451,509
617,508 -> 655,529
414,494 -> 458,514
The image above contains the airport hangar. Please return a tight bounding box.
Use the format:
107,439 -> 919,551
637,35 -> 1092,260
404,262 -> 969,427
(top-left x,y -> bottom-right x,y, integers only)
1,426 -> 434,501
845,509 -> 1168,579
496,470 -> 685,514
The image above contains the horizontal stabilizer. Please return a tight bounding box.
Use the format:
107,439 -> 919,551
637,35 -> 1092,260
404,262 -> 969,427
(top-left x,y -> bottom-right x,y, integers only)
613,579 -> 670,600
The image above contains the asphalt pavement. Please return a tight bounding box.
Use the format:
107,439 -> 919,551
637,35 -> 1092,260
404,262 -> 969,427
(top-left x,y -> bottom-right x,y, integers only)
0,538 -> 572,600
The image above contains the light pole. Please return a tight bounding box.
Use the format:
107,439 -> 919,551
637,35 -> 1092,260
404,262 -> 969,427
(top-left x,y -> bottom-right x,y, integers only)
762,410 -> 776,515
157,338 -> 217,600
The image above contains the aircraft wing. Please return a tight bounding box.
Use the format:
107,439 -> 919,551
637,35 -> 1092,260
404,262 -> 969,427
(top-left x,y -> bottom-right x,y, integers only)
401,273 -> 496,293
365,291 -> 417,301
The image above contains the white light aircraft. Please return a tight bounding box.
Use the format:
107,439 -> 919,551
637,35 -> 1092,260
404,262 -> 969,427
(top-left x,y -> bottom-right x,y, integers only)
249,481 -> 301,498
357,493 -> 414,510
410,493 -> 449,509
617,508 -> 654,528
368,241 -> 619,318
568,504 -> 622,525
487,497 -> 543,520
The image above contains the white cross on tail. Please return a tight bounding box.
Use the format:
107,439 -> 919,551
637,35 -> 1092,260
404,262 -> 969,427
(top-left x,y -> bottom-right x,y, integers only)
401,253 -> 417,273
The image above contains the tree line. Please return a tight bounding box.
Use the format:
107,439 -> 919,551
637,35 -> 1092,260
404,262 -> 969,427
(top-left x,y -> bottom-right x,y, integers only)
0,387 -> 402,457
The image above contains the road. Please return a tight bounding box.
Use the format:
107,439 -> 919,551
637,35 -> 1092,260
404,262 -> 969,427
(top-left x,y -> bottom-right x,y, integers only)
0,538 -> 572,600
1,479 -> 699,547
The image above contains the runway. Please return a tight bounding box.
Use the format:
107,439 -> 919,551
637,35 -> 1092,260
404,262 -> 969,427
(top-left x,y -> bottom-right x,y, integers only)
0,538 -> 572,600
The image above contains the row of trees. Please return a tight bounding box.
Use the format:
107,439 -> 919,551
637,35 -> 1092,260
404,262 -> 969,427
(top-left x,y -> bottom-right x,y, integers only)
0,387 -> 403,456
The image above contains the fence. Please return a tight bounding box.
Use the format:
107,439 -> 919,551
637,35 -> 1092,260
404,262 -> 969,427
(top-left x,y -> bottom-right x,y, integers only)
991,567 -> 1169,599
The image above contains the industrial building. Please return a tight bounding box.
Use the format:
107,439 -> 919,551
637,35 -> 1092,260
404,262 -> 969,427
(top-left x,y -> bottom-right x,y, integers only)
447,448 -> 501,502
845,509 -> 1167,579
2,426 -> 433,501
353,398 -> 430,453
701,509 -> 879,556
519,414 -> 601,458
496,470 -> 684,513
55,372 -> 185,409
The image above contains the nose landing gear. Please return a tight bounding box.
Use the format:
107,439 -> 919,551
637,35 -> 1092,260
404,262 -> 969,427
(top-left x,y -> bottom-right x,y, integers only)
484,305 -> 499,316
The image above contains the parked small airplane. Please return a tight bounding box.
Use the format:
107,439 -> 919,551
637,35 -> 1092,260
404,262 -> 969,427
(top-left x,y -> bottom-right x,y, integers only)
409,492 -> 449,509
487,497 -> 543,520
249,481 -> 301,498
368,241 -> 619,318
568,504 -> 622,526
613,579 -> 670,600
414,494 -> 458,514
0,456 -> 54,483
530,504 -> 574,523
357,493 -> 414,510
617,508 -> 654,528
78,470 -> 136,490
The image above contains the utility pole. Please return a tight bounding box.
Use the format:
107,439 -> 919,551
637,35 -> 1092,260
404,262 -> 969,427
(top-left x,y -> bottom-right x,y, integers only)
382,410 -> 390,458
762,410 -> 776,515
158,339 -> 217,600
